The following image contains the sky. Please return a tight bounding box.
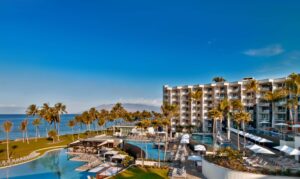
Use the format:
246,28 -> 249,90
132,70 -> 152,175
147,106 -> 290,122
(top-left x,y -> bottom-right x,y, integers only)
0,0 -> 300,113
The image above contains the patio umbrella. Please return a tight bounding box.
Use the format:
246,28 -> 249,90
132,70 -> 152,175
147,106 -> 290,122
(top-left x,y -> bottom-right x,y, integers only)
188,155 -> 202,161
246,144 -> 261,150
285,148 -> 300,155
257,138 -> 273,143
290,124 -> 300,128
252,147 -> 275,155
274,145 -> 290,152
194,145 -> 206,151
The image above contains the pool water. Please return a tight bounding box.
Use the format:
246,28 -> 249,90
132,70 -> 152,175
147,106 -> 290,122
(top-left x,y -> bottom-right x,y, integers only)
191,134 -> 213,145
126,141 -> 168,160
0,149 -> 94,179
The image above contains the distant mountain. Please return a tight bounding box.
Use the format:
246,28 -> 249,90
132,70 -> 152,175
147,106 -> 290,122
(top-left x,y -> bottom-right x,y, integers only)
96,103 -> 160,112
0,106 -> 26,114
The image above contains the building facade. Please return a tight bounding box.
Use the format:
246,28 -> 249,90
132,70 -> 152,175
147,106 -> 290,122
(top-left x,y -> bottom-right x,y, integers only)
163,77 -> 293,132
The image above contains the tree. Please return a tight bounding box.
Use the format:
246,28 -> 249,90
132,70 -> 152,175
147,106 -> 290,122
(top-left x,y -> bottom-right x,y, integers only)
110,103 -> 127,134
218,98 -> 231,140
240,112 -> 251,151
161,118 -> 170,161
207,108 -> 223,150
161,102 -> 179,139
285,73 -> 300,125
3,121 -> 13,162
26,104 -> 39,117
263,89 -> 287,127
244,79 -> 259,127
20,119 -> 29,144
81,111 -> 93,132
54,103 -> 67,141
88,107 -> 99,134
97,117 -> 106,133
189,89 -> 203,131
121,156 -> 133,167
232,112 -> 243,150
212,77 -> 226,83
48,129 -> 57,143
136,119 -> 151,167
286,98 -> 297,124
68,120 -> 76,141
32,118 -> 41,142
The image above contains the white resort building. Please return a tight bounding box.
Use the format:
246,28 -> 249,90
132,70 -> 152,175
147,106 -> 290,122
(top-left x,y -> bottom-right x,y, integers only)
163,77 -> 296,132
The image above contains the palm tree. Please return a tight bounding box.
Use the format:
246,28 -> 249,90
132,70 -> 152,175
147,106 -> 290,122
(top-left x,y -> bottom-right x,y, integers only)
240,112 -> 251,151
285,73 -> 300,125
218,98 -> 231,139
55,103 -> 67,141
231,99 -> 244,112
286,98 -> 297,124
48,129 -> 57,143
97,117 -> 106,134
161,102 -> 179,139
189,89 -> 203,131
26,104 -> 39,117
263,89 -> 287,127
97,109 -> 110,134
32,118 -> 41,142
81,111 -> 93,132
89,107 -> 99,132
232,112 -> 243,150
75,115 -> 83,138
244,79 -> 259,127
207,108 -> 223,150
136,119 -> 151,167
20,119 -> 29,144
212,77 -> 226,83
68,120 -> 76,141
110,103 -> 127,134
161,118 -> 170,161
3,121 -> 13,162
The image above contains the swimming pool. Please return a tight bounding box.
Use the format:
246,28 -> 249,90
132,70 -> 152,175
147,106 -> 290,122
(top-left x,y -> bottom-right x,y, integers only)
0,149 -> 94,179
126,141 -> 169,161
191,133 -> 213,145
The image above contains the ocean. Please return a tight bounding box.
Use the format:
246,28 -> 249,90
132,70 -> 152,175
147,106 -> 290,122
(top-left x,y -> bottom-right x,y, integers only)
0,114 -> 119,141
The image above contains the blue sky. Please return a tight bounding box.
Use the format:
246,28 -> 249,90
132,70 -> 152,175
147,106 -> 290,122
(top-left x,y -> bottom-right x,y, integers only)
0,0 -> 300,113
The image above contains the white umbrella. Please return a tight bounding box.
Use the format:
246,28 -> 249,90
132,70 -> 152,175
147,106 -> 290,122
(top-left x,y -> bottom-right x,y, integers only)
246,144 -> 261,150
285,148 -> 300,155
275,123 -> 288,126
259,121 -> 270,124
252,148 -> 275,155
188,155 -> 202,161
274,145 -> 290,152
194,145 -> 206,151
180,138 -> 189,144
290,124 -> 300,128
257,138 -> 273,143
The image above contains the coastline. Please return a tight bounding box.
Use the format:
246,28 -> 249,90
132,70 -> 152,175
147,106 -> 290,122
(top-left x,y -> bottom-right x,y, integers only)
0,146 -> 66,169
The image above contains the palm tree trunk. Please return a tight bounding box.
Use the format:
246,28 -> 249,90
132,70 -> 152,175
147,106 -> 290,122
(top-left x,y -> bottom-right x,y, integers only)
6,132 -> 9,162
227,113 -> 231,140
271,102 -> 275,128
35,126 -> 38,142
57,122 -> 60,141
158,142 -> 161,168
22,131 -> 25,143
237,125 -> 240,150
164,141 -> 167,162
72,128 -> 74,141
141,141 -> 144,167
243,122 -> 246,155
26,130 -> 29,144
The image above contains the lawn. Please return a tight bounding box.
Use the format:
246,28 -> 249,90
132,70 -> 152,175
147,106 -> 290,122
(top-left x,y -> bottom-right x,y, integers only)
111,166 -> 169,179
0,131 -> 108,161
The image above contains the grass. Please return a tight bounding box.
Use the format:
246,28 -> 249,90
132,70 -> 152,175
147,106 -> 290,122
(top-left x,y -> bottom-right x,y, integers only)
111,166 -> 169,179
0,130 -> 110,161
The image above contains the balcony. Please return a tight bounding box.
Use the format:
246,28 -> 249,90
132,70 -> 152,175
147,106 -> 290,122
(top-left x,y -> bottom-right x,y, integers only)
259,102 -> 269,107
259,110 -> 270,114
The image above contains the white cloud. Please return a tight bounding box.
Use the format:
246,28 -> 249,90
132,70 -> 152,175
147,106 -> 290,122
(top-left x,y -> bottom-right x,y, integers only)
243,44 -> 284,57
117,98 -> 162,106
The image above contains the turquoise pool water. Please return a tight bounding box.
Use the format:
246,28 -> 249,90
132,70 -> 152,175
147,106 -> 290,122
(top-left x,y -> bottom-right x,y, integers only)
0,149 -> 94,179
191,134 -> 213,145
127,141 -> 168,160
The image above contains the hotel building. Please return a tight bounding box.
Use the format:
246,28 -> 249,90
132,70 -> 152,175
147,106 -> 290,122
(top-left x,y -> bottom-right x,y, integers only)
163,77 -> 293,132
